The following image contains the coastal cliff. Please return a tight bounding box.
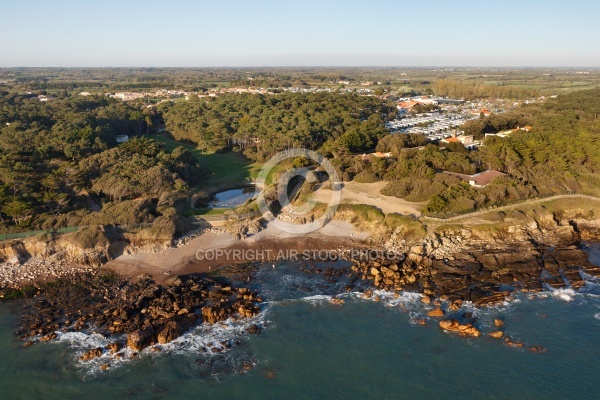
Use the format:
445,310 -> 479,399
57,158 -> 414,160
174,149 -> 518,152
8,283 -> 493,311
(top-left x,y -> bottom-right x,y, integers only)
359,204 -> 600,305
1,200 -> 600,299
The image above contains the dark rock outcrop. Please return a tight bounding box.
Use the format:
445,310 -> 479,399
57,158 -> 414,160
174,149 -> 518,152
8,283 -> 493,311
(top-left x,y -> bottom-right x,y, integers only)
16,270 -> 263,352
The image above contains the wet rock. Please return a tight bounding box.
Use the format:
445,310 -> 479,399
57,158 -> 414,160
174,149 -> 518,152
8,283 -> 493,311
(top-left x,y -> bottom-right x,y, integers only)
202,305 -> 227,324
504,338 -> 525,348
40,333 -> 57,342
489,331 -> 504,339
156,321 -> 182,344
427,307 -> 445,317
245,324 -> 261,334
107,342 -> 121,354
240,361 -> 254,373
80,347 -> 103,361
494,319 -> 504,327
15,271 -> 263,353
127,326 -> 156,351
528,345 -> 547,353
439,319 -> 480,338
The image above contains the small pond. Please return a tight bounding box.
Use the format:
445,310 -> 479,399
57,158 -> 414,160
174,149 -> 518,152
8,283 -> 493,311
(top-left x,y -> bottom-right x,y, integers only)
205,186 -> 258,209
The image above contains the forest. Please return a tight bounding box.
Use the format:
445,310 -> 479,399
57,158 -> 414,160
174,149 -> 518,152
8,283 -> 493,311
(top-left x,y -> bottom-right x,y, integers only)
1,77 -> 599,235
160,92 -> 395,160
0,92 -> 201,235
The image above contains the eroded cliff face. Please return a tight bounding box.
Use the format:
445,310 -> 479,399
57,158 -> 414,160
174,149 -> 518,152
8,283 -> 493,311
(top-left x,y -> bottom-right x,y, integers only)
370,211 -> 600,306
385,206 -> 595,256
0,231 -> 175,289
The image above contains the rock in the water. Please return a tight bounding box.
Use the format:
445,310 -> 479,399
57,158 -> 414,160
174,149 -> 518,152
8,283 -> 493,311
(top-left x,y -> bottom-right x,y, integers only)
439,319 -> 480,338
505,338 -> 524,348
40,333 -> 57,342
156,321 -> 182,344
80,347 -> 103,361
528,345 -> 547,353
329,298 -> 345,305
489,331 -> 504,339
127,326 -> 155,351
427,307 -> 445,317
494,318 -> 504,327
439,319 -> 458,330
245,324 -> 261,334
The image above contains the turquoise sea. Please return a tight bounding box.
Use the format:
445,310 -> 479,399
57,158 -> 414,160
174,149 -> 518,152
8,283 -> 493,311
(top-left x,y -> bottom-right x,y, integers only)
1,244 -> 599,399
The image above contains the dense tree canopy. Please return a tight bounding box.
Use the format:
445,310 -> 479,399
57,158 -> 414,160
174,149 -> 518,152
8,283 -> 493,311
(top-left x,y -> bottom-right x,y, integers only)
160,92 -> 393,161
0,93 -> 201,232
2,82 -> 599,230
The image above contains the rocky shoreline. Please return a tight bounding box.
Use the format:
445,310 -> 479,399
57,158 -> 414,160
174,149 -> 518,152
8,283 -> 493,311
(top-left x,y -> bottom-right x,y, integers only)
2,205 -> 600,360
14,268 -> 262,367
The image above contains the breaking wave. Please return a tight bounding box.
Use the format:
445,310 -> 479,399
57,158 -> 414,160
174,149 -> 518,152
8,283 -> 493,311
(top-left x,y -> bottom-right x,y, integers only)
50,307 -> 271,377
43,261 -> 600,375
551,288 -> 578,302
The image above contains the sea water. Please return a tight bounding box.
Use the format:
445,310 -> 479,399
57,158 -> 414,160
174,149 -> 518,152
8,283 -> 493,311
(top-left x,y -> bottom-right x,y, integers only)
0,245 -> 599,399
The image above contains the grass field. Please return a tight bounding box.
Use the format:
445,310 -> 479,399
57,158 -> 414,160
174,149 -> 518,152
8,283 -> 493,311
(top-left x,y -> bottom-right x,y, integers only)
152,133 -> 263,190
0,226 -> 79,242
186,207 -> 228,216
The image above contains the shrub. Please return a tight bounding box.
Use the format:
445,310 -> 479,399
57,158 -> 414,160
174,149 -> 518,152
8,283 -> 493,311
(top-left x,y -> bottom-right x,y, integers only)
353,171 -> 381,183
67,226 -> 109,249
384,213 -> 415,230
339,204 -> 385,223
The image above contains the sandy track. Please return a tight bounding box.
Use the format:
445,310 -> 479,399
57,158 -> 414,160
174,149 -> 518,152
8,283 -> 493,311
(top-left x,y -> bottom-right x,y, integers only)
312,181 -> 425,216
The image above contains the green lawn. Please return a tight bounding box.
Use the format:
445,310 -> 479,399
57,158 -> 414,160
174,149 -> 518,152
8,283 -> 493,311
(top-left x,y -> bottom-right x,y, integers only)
186,207 -> 228,216
152,133 -> 263,190
0,226 -> 79,242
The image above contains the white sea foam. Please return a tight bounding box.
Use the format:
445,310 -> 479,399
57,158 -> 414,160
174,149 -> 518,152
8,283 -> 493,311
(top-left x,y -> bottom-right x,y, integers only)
300,294 -> 334,304
55,331 -> 116,349
48,306 -> 271,375
258,272 -> 339,301
551,288 -> 578,302
43,264 -> 600,374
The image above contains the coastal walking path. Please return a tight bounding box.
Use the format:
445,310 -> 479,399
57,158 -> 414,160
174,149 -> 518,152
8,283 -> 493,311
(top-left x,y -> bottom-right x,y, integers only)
420,194 -> 600,225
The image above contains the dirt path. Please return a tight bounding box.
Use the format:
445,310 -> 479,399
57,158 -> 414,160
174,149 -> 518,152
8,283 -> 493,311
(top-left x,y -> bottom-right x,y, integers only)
421,194 -> 600,225
312,181 -> 426,216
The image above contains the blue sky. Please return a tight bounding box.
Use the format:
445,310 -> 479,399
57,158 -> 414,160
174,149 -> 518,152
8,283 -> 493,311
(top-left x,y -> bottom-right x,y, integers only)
1,0 -> 599,67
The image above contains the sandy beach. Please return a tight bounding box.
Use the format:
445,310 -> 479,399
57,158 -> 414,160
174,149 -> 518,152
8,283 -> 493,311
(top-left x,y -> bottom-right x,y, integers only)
105,220 -> 371,282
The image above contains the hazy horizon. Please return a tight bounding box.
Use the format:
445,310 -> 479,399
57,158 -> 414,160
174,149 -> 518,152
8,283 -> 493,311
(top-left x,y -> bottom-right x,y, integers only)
2,0 -> 599,68
2,63 -> 600,69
